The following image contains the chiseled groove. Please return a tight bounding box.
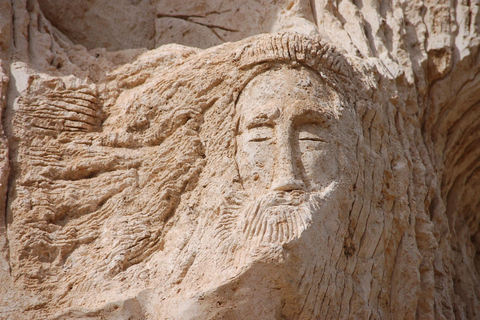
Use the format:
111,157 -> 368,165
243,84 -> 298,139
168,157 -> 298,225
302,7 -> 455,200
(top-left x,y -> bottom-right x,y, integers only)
445,137 -> 480,194
48,99 -> 97,116
317,226 -> 343,318
309,261 -> 327,320
443,100 -> 480,169
432,69 -> 480,137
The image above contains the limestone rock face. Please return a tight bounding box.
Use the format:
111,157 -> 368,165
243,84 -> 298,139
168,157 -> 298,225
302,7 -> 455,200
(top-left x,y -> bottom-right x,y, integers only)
1,1 -> 480,319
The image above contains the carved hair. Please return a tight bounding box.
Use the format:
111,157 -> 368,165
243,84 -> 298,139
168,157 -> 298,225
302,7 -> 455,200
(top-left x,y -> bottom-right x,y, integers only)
96,32 -> 367,274
111,32 -> 363,148
102,34 -> 368,272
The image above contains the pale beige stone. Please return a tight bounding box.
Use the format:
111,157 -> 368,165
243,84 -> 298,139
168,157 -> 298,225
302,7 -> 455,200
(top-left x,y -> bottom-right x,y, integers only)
1,0 -> 480,319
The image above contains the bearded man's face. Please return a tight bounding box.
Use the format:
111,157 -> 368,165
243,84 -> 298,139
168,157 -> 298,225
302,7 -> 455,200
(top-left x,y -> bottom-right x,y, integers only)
229,65 -> 345,247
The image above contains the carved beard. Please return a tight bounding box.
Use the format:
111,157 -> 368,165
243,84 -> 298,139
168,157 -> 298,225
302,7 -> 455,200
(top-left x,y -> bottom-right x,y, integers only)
215,191 -> 322,258
239,191 -> 319,245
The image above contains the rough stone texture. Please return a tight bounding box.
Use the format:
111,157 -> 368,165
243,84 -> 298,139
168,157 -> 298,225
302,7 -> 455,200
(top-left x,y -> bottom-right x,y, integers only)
1,0 -> 480,319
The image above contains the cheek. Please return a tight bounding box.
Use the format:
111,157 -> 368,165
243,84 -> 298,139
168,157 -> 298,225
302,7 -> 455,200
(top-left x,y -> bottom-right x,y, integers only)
299,143 -> 338,189
236,136 -> 276,189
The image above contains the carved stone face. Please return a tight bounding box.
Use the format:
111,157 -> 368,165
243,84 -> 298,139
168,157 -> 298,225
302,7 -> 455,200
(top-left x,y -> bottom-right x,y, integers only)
219,66 -> 348,248
235,66 -> 341,198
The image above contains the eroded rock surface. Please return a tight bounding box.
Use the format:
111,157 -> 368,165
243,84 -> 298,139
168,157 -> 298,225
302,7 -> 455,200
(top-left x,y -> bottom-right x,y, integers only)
1,0 -> 480,319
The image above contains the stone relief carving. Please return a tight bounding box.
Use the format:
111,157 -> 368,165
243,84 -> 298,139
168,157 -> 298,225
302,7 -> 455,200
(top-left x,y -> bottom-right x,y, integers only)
1,1 -> 480,319
5,33 -> 370,318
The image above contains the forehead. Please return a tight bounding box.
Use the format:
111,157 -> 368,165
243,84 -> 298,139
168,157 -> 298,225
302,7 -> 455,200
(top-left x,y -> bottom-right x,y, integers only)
236,66 -> 339,121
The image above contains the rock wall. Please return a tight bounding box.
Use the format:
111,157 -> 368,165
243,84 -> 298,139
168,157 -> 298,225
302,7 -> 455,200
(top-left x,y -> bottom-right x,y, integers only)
1,0 -> 480,319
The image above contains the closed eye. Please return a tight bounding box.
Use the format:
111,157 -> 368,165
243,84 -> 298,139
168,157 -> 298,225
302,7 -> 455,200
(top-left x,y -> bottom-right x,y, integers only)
250,136 -> 271,142
300,136 -> 325,142
298,131 -> 326,142
297,122 -> 327,143
246,126 -> 273,142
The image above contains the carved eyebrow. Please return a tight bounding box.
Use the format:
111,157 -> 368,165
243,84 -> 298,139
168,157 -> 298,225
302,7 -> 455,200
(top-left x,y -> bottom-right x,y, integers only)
246,117 -> 275,129
294,109 -> 330,125
245,108 -> 279,129
299,132 -> 326,142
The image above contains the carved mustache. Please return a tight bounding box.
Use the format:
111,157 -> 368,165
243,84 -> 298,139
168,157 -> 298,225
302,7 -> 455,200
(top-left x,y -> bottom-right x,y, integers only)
263,190 -> 307,207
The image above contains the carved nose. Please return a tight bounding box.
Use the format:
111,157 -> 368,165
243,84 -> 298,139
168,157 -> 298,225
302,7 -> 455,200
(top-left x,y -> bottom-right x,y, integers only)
272,134 -> 305,192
